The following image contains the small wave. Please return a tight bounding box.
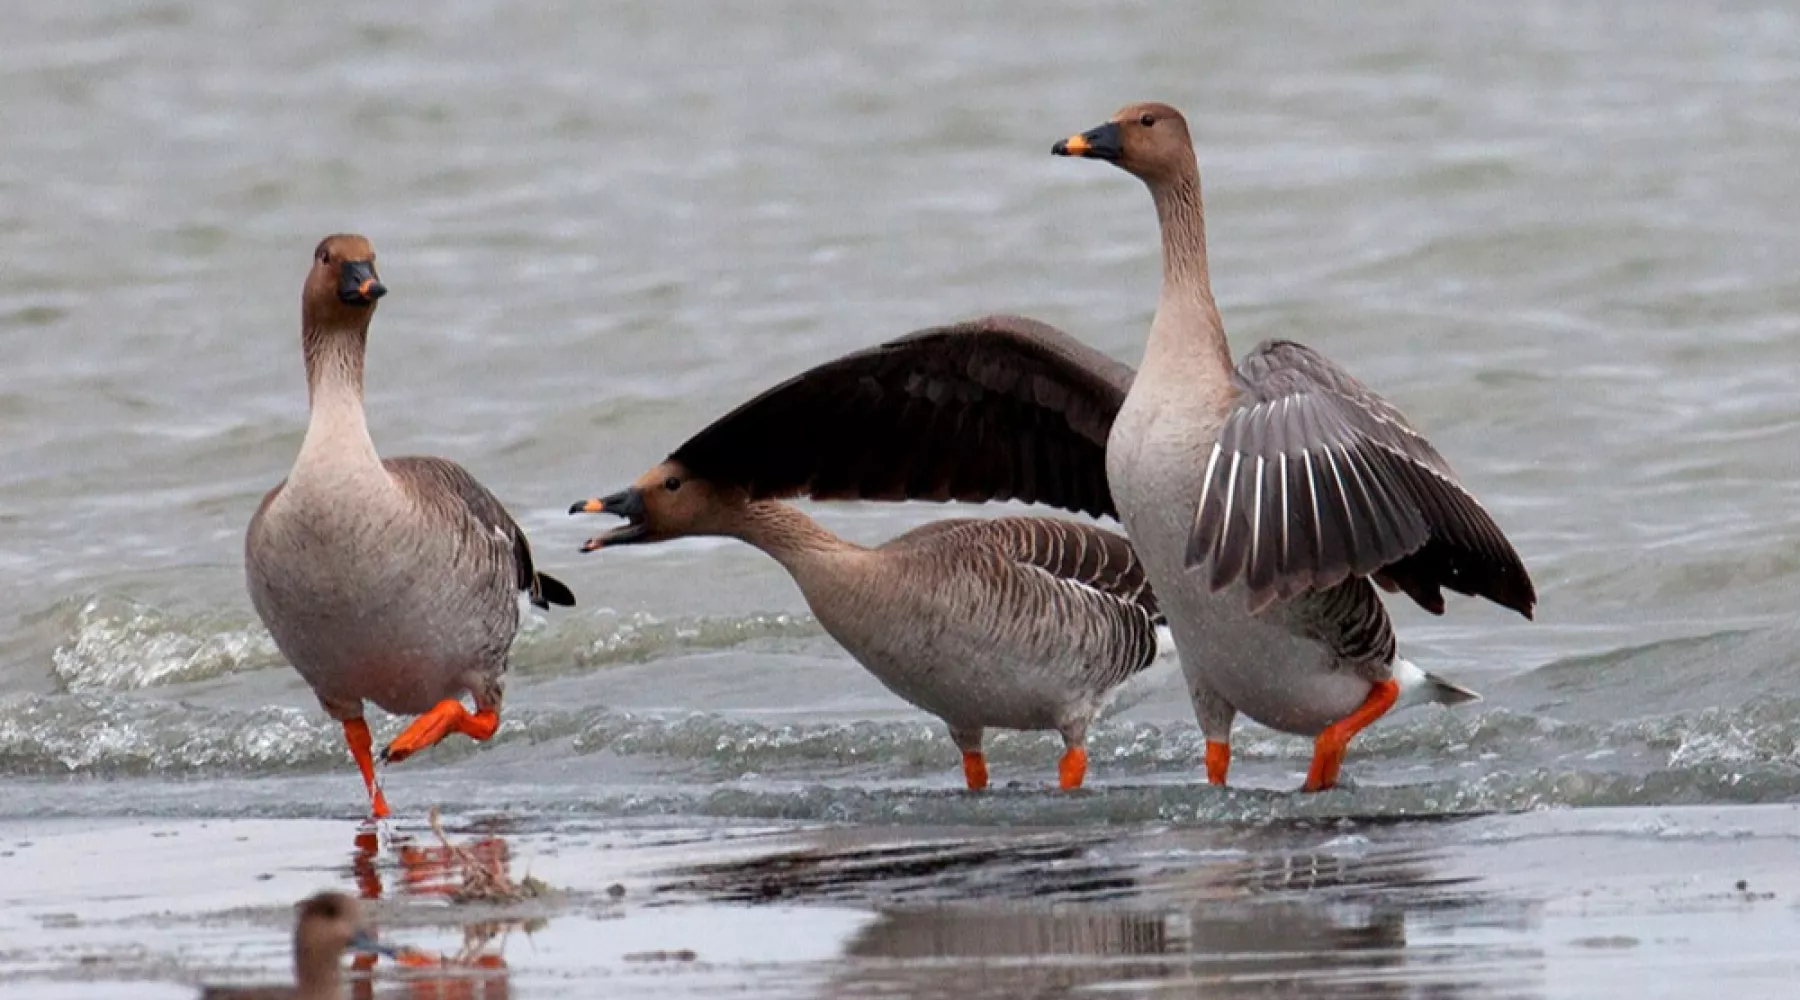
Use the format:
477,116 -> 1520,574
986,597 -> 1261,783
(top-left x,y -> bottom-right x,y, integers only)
48,594 -> 281,692
514,609 -> 827,676
36,592 -> 828,693
0,692 -> 339,776
3,689 -> 1794,816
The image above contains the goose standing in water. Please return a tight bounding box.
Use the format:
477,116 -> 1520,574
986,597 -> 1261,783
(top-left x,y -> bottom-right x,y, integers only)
246,235 -> 574,818
570,316 -> 1163,790
200,891 -> 391,1000
1048,102 -> 1535,789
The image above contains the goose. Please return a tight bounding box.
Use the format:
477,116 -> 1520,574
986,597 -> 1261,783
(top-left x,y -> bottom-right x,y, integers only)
569,316 -> 1163,791
199,891 -> 391,1000
245,235 -> 574,818
1051,102 -> 1533,789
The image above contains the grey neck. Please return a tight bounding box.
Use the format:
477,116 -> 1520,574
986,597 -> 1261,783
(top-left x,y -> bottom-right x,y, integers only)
302,326 -> 367,408
293,325 -> 380,475
726,501 -> 859,576
291,938 -> 341,998
1145,161 -> 1233,381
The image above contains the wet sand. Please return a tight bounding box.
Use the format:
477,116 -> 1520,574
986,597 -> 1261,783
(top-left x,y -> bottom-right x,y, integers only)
2,803 -> 1795,998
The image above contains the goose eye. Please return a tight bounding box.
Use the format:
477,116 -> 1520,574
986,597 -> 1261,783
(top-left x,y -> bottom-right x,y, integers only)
663,476 -> 681,492
1138,113 -> 1155,127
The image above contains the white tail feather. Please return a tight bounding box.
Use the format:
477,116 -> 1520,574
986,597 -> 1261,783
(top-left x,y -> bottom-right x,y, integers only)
1391,657 -> 1482,712
1154,624 -> 1176,658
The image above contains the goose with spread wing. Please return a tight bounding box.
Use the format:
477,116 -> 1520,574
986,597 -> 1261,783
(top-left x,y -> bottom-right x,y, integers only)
569,316 -> 1163,791
1052,102 -> 1532,789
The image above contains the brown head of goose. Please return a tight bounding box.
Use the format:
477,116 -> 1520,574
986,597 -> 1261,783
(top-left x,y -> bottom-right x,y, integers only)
570,316 -> 1165,791
199,891 -> 392,1000
1040,100 -> 1534,789
245,235 -> 574,818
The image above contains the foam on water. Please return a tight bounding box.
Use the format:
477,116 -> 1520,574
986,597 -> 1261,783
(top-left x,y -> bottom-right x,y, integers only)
2,683 -> 1793,816
47,594 -> 280,692
10,588 -> 1797,821
34,594 -> 829,693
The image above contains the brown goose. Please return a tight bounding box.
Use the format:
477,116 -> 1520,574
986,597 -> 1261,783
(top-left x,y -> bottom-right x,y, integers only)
569,320 -> 1163,790
200,891 -> 390,1000
245,235 -> 574,818
1052,102 -> 1532,789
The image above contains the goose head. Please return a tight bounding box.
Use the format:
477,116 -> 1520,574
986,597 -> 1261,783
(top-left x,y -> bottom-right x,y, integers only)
571,461 -> 745,549
1053,101 -> 1197,186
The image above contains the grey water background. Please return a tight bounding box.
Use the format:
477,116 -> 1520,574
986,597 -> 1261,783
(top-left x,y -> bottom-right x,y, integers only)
1,0 -> 1798,824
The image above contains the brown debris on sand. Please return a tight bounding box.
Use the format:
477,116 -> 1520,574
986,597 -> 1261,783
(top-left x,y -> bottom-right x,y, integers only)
427,808 -> 552,905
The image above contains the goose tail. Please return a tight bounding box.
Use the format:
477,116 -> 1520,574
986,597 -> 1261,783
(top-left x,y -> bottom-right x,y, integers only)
1392,657 -> 1481,711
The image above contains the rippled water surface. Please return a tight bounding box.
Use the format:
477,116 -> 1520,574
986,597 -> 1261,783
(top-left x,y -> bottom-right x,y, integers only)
2,0 -> 1798,839
6,2 -> 1800,997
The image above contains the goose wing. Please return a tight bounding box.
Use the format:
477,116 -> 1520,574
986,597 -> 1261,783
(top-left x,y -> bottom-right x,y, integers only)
386,457 -> 575,609
668,314 -> 1131,520
899,516 -> 1159,618
1185,340 -> 1534,618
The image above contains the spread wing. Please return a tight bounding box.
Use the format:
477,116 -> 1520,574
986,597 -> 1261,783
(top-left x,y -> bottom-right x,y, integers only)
668,314 -> 1132,520
385,457 -> 575,609
1185,340 -> 1535,618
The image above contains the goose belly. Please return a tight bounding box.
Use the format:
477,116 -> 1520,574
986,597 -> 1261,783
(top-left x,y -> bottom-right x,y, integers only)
246,507 -> 516,715
805,577 -> 1112,735
1108,395 -> 1371,737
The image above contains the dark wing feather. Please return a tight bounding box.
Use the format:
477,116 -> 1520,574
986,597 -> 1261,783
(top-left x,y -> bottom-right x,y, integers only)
385,457 -> 575,609
1186,340 -> 1534,618
668,314 -> 1131,519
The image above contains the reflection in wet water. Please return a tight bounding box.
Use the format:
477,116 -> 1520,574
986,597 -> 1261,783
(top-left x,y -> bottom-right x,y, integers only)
345,821 -> 530,998
669,826 -> 1545,998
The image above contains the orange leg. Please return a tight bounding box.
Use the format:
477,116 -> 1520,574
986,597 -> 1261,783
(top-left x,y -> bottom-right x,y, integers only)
960,750 -> 989,791
1057,746 -> 1089,790
343,719 -> 392,819
1204,740 -> 1231,786
1303,680 -> 1399,792
381,699 -> 500,764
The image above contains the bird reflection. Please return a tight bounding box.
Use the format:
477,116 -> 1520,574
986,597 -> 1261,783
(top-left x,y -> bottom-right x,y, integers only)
679,830 -> 1534,999
342,820 -> 533,999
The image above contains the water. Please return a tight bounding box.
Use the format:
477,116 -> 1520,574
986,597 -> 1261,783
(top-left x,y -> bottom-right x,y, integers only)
1,1 -> 1799,993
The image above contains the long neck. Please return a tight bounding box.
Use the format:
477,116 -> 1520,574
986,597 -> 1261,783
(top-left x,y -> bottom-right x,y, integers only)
291,938 -> 341,999
295,325 -> 379,471
720,500 -> 859,576
1144,159 -> 1234,381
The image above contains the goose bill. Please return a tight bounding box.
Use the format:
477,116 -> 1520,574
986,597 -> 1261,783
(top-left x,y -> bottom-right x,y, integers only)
1052,121 -> 1123,161
571,488 -> 649,549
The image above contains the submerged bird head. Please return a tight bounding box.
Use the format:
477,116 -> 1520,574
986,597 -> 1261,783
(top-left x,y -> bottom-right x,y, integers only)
569,461 -> 744,550
302,233 -> 387,332
1052,101 -> 1196,184
292,891 -> 389,975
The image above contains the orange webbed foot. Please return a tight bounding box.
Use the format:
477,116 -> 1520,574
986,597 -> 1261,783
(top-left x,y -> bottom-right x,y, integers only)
381,700 -> 500,764
1303,680 -> 1399,792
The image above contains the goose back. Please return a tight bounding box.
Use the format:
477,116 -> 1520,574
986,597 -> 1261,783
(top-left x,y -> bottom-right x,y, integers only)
829,517 -> 1163,712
